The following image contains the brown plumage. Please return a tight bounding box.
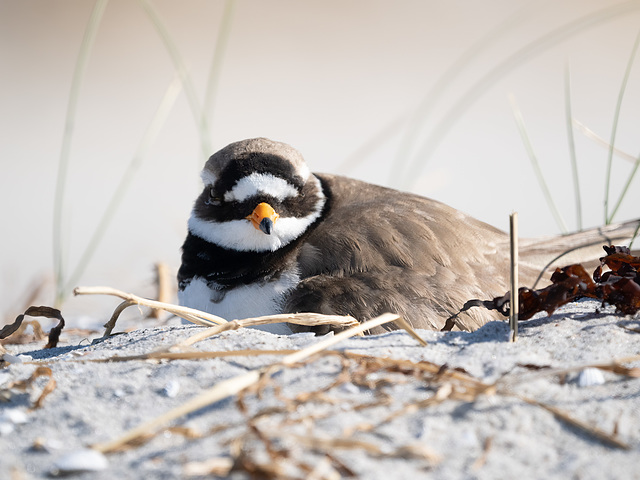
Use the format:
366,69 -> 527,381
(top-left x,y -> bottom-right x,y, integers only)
285,174 -> 637,333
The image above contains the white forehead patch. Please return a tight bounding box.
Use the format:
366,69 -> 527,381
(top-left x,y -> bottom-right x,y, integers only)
201,169 -> 218,186
224,172 -> 299,203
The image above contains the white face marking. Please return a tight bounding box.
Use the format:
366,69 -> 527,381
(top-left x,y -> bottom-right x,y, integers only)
178,274 -> 297,334
189,213 -> 319,252
223,173 -> 298,203
200,169 -> 217,186
295,163 -> 311,181
189,175 -> 325,252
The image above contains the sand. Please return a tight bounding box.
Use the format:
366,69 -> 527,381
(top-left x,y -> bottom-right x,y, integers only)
1,298 -> 639,479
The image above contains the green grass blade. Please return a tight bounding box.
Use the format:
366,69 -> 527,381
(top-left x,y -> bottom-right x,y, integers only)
53,0 -> 108,307
63,76 -> 183,294
201,0 -> 236,149
336,112 -> 408,174
509,95 -> 568,234
605,29 -> 640,224
608,153 -> 640,224
138,0 -> 211,160
389,2 -> 542,187
402,1 -> 640,187
564,62 -> 582,231
629,222 -> 640,249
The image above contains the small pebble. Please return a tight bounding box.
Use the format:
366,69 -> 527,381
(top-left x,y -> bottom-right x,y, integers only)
577,367 -> 605,387
0,371 -> 11,387
31,437 -> 64,452
0,408 -> 29,424
163,380 -> 180,398
51,449 -> 108,475
0,422 -> 14,435
338,382 -> 360,394
2,353 -> 33,364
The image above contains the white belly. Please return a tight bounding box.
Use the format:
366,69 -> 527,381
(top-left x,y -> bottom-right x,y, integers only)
178,273 -> 299,334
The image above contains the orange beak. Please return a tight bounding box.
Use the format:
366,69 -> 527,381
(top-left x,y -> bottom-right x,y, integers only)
246,202 -> 279,235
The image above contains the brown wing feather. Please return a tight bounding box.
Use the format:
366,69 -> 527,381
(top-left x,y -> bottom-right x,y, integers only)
285,174 -> 512,331
285,174 -> 639,332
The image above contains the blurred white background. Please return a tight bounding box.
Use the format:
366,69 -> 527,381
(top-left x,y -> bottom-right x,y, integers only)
1,0 -> 639,325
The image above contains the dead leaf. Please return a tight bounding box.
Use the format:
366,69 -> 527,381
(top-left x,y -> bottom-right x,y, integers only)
1,306 -> 66,349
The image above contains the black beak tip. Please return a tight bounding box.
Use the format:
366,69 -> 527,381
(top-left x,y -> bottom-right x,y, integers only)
259,218 -> 274,235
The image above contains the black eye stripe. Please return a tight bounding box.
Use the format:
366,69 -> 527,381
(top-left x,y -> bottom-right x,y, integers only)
194,175 -> 323,223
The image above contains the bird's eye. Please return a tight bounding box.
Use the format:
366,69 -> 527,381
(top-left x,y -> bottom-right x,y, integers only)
205,188 -> 221,206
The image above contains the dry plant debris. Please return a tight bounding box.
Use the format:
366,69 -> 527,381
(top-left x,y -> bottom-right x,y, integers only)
0,306 -> 65,349
1,303 -> 638,477
2,247 -> 639,477
490,245 -> 640,320
74,314 -> 635,478
85,346 -> 637,477
90,313 -> 421,454
1,366 -> 56,410
72,286 -> 362,337
147,262 -> 173,320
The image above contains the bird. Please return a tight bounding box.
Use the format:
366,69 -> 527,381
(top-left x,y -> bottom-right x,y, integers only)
178,137 -> 639,334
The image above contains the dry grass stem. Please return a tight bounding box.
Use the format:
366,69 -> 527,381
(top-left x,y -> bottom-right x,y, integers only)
281,313 -> 414,366
573,119 -> 638,164
509,211 -> 519,341
286,433 -> 441,464
78,349 -> 297,364
53,289 -> 640,458
471,436 -> 493,470
517,394 -> 630,450
92,313 -> 422,453
183,458 -> 234,477
5,366 -> 57,410
497,354 -> 640,388
174,313 -> 360,349
74,286 -> 362,339
92,369 -> 263,453
74,286 -> 227,333
148,262 -> 172,319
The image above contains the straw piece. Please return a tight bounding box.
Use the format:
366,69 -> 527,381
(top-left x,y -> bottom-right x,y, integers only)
148,263 -> 172,319
286,433 -> 441,464
81,349 -> 297,363
509,212 -> 519,342
282,313 -> 401,366
92,370 -> 262,453
74,286 -> 363,341
91,313 -> 421,453
174,313 -> 360,349
183,458 -> 234,477
74,286 -> 227,332
518,394 -> 630,450
497,354 -> 640,388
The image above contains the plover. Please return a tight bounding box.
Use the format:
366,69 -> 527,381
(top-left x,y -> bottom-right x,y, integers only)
178,138 -> 638,334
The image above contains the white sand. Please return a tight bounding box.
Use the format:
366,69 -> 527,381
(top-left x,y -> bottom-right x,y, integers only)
1,299 -> 639,479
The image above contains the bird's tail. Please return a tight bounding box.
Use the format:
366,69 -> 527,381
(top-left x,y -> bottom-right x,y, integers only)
519,218 -> 639,288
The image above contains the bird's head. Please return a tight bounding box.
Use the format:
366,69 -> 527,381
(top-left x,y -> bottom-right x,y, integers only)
188,138 -> 326,252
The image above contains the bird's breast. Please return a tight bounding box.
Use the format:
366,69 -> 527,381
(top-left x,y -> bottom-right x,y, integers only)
178,268 -> 301,331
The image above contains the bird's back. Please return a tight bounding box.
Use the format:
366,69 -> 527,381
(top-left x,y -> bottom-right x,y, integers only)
285,174 -> 639,332
285,174 -> 513,332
